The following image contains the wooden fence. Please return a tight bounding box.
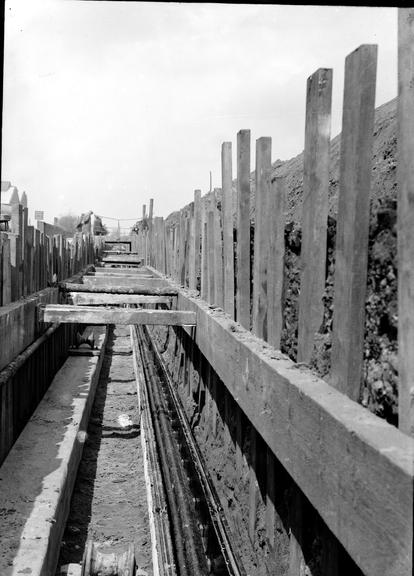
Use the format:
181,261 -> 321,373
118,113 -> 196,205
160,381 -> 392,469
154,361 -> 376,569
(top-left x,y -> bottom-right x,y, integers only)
0,206 -> 103,306
139,13 -> 414,576
0,200 -> 105,463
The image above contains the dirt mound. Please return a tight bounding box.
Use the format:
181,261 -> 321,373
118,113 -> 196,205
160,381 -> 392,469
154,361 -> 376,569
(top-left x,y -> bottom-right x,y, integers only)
166,97 -> 399,424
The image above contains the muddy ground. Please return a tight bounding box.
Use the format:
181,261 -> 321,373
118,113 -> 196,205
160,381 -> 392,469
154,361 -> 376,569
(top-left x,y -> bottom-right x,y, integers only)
56,325 -> 152,575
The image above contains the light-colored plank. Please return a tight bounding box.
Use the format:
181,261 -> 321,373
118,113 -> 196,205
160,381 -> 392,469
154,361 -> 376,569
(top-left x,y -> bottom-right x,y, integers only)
62,282 -> 178,296
297,68 -> 333,363
193,190 -> 202,292
82,275 -> 167,289
330,45 -> 377,401
252,136 -> 271,340
166,282 -> 413,576
214,193 -> 224,309
40,305 -> 196,326
222,142 -> 235,318
102,255 -> 143,264
68,293 -> 173,306
188,205 -> 196,290
267,176 -> 285,350
207,208 -> 215,304
398,8 -> 414,437
236,130 -> 251,330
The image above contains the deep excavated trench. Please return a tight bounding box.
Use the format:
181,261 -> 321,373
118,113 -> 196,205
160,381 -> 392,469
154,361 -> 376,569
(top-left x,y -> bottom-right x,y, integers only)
55,320 -> 244,576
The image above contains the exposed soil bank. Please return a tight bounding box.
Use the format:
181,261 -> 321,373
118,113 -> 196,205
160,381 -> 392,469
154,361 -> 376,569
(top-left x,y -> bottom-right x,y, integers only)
56,325 -> 152,575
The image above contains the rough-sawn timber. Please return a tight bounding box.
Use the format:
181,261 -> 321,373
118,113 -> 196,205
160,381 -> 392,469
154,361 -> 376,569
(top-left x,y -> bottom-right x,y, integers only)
40,305 -> 196,326
60,282 -> 178,296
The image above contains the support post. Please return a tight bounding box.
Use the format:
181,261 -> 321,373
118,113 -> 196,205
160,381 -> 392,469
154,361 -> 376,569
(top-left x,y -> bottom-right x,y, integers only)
330,45 -> 377,401
398,8 -> 414,436
236,130 -> 251,330
222,142 -> 235,318
297,68 -> 333,363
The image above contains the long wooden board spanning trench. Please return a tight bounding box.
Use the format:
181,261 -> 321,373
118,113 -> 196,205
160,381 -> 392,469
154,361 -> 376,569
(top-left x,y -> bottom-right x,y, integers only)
146,268 -> 413,576
82,276 -> 167,288
40,304 -> 196,326
68,293 -> 173,306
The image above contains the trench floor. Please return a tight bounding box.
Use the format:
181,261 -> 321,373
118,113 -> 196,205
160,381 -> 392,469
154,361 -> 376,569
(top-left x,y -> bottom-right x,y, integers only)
56,324 -> 153,574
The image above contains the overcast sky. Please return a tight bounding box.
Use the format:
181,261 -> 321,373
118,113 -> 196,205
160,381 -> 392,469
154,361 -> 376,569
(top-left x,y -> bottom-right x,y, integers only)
2,1 -> 397,230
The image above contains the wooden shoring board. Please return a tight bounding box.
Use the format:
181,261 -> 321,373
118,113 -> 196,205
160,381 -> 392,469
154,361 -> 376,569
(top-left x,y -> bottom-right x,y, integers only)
82,276 -> 167,289
297,67 -> 333,364
40,305 -> 196,326
146,267 -> 413,576
330,45 -> 377,401
61,283 -> 178,296
68,292 -> 173,306
94,270 -> 150,277
398,8 -> 414,436
88,271 -> 155,278
102,255 -> 143,264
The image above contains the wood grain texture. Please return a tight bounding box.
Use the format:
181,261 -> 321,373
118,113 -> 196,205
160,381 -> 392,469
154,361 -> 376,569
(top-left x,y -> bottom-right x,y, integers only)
222,142 -> 235,318
398,8 -> 414,436
330,45 -> 377,401
40,305 -> 196,326
252,137 -> 271,340
68,293 -> 173,306
267,176 -> 285,350
62,283 -> 178,296
236,130 -> 251,330
297,68 -> 332,363
82,276 -> 167,288
193,190 -> 202,292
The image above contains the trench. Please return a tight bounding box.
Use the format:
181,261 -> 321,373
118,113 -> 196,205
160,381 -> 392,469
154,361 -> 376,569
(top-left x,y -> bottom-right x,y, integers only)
55,321 -> 244,576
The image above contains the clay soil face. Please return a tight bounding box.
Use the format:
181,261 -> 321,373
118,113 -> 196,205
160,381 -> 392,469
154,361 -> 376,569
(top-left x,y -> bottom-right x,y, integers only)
56,325 -> 153,575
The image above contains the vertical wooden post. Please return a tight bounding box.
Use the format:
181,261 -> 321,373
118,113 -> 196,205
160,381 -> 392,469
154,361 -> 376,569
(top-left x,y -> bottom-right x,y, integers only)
222,142 -> 235,318
148,198 -> 154,266
188,203 -> 196,289
1,234 -> 11,305
201,198 -> 208,300
266,175 -> 286,550
236,130 -> 251,329
179,210 -> 186,286
297,68 -> 333,363
214,192 -> 224,308
398,8 -> 414,436
267,176 -> 286,349
250,136 -> 272,545
330,45 -> 377,401
252,136 -> 272,340
194,190 -> 202,292
207,208 -> 215,304
201,220 -> 208,300
235,130 -> 250,483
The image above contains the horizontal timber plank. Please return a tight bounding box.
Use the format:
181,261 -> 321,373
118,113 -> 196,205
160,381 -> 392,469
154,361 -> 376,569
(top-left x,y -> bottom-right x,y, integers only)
146,268 -> 413,576
61,282 -> 178,296
102,255 -> 143,264
94,266 -> 150,273
82,276 -> 166,288
40,305 -> 196,326
87,272 -> 154,278
68,293 -> 173,306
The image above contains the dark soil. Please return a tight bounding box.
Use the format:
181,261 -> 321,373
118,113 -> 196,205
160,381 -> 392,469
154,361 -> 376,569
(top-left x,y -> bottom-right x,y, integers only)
56,325 -> 153,575
166,97 -> 399,424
